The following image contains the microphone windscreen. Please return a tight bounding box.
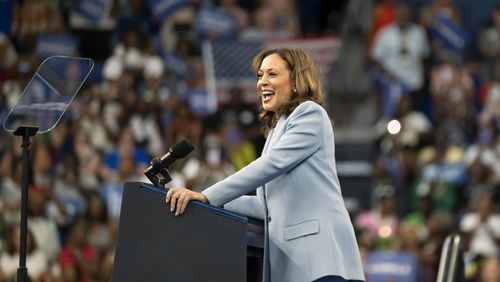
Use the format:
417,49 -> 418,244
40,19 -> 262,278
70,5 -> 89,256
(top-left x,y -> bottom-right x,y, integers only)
170,139 -> 194,158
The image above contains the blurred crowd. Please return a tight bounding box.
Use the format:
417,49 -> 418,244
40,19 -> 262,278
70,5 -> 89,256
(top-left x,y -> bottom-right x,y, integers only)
0,0 -> 499,281
357,0 -> 500,281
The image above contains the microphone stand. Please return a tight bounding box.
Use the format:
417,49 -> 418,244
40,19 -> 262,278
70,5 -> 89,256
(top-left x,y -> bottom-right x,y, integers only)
13,126 -> 38,282
144,157 -> 172,188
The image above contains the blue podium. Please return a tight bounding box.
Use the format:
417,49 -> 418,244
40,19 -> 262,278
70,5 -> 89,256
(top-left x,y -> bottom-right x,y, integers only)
112,182 -> 263,282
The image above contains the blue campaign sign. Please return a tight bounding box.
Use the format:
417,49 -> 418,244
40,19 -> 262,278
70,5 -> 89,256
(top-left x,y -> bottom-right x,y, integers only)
181,87 -> 211,116
440,163 -> 467,186
36,35 -> 78,60
72,0 -> 108,22
100,182 -> 124,219
366,251 -> 420,282
194,4 -> 237,39
149,0 -> 187,22
164,53 -> 189,78
430,12 -> 468,53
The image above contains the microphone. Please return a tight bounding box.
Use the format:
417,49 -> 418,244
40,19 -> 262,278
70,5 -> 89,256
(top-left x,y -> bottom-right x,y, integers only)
156,139 -> 194,168
144,139 -> 194,187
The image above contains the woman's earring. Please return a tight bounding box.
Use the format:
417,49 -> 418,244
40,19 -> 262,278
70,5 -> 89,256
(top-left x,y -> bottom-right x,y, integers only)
293,88 -> 297,93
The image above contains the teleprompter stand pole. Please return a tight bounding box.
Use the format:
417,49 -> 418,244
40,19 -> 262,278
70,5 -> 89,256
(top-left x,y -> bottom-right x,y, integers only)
13,126 -> 38,282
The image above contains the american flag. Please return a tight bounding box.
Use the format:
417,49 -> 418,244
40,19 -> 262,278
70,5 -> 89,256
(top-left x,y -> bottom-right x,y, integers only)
203,37 -> 341,110
210,40 -> 262,81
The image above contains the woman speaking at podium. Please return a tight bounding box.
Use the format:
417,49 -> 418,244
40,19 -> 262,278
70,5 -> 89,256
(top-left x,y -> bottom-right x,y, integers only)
166,48 -> 365,282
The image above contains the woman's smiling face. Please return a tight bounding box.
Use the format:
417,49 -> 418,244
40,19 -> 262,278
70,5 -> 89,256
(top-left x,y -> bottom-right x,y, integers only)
257,53 -> 293,114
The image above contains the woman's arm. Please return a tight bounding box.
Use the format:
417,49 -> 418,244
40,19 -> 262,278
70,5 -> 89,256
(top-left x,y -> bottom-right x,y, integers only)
203,102 -> 322,206
224,195 -> 265,220
167,102 -> 324,214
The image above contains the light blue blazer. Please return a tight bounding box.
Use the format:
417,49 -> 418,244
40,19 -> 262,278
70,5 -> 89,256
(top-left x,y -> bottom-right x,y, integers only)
202,101 -> 365,282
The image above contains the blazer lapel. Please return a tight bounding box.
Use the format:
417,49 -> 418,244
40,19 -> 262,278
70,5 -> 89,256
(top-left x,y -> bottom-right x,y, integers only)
262,128 -> 274,155
260,129 -> 272,282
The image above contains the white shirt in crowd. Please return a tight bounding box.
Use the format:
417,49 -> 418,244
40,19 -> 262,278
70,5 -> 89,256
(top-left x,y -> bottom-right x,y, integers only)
371,23 -> 430,91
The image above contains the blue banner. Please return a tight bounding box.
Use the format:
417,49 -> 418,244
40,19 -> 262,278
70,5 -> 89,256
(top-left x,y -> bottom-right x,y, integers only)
430,12 -> 468,53
36,34 -> 78,60
181,87 -> 211,116
164,53 -> 189,78
194,4 -> 237,39
366,251 -> 419,282
100,182 -> 124,219
73,0 -> 107,23
440,163 -> 467,186
149,0 -> 187,22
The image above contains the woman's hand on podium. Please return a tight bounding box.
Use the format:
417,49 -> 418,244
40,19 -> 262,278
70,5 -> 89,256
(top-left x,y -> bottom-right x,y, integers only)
165,188 -> 208,216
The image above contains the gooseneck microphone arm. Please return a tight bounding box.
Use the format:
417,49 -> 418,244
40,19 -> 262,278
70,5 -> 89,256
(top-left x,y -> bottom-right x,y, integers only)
144,139 -> 194,188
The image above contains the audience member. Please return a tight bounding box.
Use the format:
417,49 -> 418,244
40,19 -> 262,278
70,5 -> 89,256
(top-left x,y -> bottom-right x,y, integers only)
0,225 -> 51,281
14,0 -> 65,52
102,126 -> 149,178
421,210 -> 455,281
409,164 -> 456,213
420,0 -> 464,58
68,0 -> 116,60
60,218 -> 99,282
218,0 -> 250,32
158,0 -> 198,54
85,192 -> 113,257
370,3 -> 430,120
182,134 -> 236,192
165,100 -> 203,149
240,0 -> 298,40
478,5 -> 500,76
459,193 -> 500,259
101,153 -> 143,221
355,184 -> 400,250
0,154 -> 22,225
27,185 -> 63,264
0,33 -> 18,83
368,0 -> 398,48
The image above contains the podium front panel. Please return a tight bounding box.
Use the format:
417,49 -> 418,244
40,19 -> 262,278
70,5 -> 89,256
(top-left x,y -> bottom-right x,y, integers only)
112,182 -> 247,282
